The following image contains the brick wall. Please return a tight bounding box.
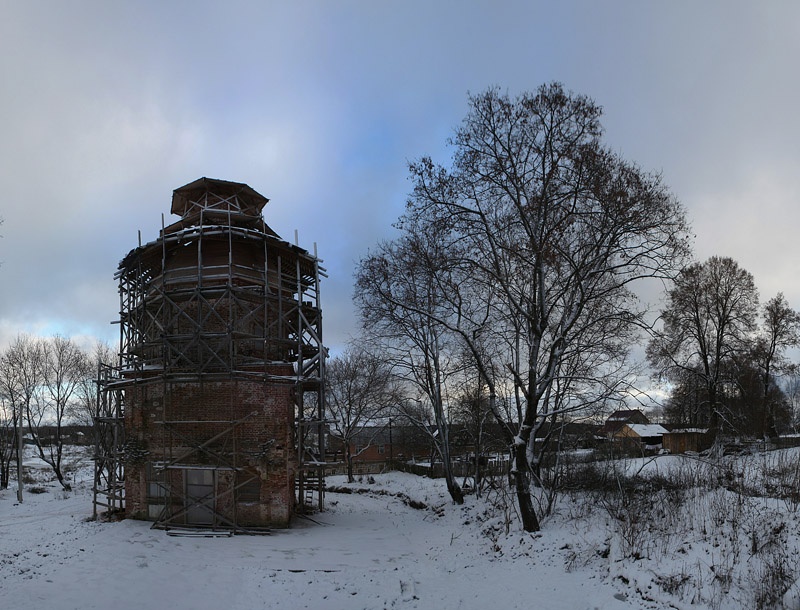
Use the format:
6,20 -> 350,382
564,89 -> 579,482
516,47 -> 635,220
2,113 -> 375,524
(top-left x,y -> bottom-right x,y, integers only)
124,366 -> 297,528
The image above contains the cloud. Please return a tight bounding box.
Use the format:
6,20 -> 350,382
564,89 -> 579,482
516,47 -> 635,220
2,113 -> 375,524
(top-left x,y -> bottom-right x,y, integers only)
1,0 -> 800,365
691,163 -> 800,302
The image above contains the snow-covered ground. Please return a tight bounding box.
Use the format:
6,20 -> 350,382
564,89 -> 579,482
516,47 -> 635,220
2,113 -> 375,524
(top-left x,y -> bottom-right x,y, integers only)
3,447 -> 800,609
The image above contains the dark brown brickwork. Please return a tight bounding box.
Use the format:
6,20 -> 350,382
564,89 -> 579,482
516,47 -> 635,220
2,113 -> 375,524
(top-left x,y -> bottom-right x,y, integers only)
124,369 -> 297,527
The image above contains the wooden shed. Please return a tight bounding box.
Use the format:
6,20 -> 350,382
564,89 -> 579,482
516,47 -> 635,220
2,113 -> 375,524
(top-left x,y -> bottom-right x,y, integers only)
662,429 -> 712,454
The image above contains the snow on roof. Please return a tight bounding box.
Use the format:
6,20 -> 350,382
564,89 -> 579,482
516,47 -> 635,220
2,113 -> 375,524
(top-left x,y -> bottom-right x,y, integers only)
624,424 -> 668,437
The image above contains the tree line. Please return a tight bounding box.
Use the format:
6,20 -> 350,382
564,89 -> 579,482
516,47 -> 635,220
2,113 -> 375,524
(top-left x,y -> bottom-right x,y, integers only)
648,258 -> 800,438
0,334 -> 110,492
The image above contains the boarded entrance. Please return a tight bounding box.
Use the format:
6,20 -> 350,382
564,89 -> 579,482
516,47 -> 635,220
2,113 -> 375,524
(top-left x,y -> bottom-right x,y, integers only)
185,469 -> 215,525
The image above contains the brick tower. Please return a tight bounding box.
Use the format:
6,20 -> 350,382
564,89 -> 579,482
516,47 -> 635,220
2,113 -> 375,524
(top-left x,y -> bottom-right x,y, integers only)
93,178 -> 326,532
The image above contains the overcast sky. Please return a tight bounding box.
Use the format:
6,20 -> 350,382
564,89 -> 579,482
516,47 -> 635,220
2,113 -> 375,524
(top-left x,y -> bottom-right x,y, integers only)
1,1 -> 799,358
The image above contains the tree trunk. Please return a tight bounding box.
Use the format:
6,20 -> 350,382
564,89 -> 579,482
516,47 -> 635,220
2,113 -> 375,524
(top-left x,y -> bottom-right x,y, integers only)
473,454 -> 482,499
445,471 -> 464,504
437,436 -> 464,504
513,442 -> 540,532
708,382 -> 720,435
55,470 -> 72,491
762,366 -> 779,439
346,447 -> 354,483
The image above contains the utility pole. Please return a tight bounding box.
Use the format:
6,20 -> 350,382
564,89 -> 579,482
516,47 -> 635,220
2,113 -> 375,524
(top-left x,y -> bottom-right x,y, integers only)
16,403 -> 23,503
388,418 -> 393,465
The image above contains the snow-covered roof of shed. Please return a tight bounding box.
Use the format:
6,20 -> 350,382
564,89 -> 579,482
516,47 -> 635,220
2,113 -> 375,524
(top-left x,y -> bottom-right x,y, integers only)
624,424 -> 668,437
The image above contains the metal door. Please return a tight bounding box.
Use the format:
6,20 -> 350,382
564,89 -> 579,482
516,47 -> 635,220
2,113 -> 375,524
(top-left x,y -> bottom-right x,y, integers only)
185,469 -> 215,525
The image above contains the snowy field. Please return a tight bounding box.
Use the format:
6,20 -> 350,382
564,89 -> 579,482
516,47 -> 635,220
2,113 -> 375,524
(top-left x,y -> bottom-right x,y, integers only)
3,447 -> 800,609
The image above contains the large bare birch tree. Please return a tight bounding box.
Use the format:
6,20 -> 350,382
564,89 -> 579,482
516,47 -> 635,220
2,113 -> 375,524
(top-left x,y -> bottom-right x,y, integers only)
358,83 -> 690,530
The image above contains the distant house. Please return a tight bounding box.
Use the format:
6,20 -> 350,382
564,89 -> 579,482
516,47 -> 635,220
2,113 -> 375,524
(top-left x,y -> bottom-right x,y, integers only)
598,409 -> 651,440
614,423 -> 668,449
326,425 -> 434,476
533,421 -> 599,453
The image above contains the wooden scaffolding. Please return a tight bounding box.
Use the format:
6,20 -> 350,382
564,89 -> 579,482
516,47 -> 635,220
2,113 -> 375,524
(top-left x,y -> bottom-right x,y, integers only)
92,178 -> 327,531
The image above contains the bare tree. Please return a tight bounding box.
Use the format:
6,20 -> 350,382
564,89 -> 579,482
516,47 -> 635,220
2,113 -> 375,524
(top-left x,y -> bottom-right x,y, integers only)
648,256 -> 759,436
723,353 -> 791,437
25,335 -> 91,490
663,365 -> 711,427
0,334 -> 46,500
69,340 -> 114,427
360,84 -> 690,530
448,370 -> 495,497
750,293 -> 800,438
0,398 -> 15,489
326,345 -> 400,482
357,232 -> 467,504
784,366 -> 800,433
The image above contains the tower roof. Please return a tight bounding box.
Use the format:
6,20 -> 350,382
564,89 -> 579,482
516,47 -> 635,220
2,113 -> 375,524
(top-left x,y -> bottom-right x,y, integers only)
171,177 -> 269,217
